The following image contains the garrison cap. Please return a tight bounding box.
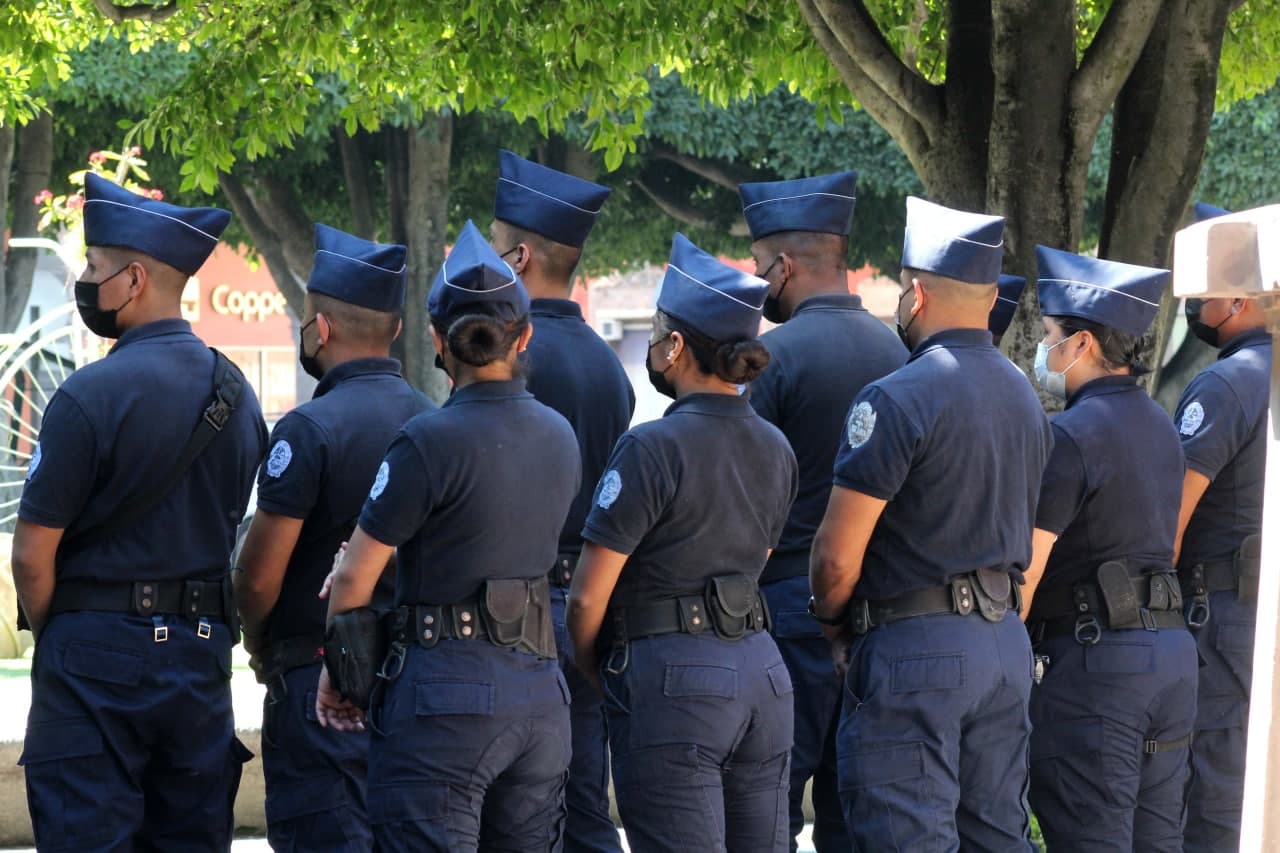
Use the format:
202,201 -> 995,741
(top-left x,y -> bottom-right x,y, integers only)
739,170 -> 858,239
989,274 -> 1027,336
901,196 -> 1005,284
82,172 -> 229,275
657,233 -> 768,342
428,220 -> 530,321
307,223 -> 407,313
1036,245 -> 1168,337
494,150 -> 611,248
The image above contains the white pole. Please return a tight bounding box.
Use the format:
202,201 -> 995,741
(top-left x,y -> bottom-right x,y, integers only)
1239,294 -> 1280,851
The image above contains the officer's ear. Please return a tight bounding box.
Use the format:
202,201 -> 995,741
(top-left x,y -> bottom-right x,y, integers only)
429,324 -> 447,355
392,318 -> 403,342
779,252 -> 794,283
315,312 -> 332,346
667,330 -> 686,364
517,322 -> 533,354
511,242 -> 531,276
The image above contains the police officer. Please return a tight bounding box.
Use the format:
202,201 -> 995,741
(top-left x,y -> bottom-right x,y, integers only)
13,173 -> 268,850
990,273 -> 1027,348
316,221 -> 579,851
235,224 -> 432,851
809,197 -> 1051,851
737,170 -> 906,852
568,233 -> 798,852
489,150 -> 632,853
1022,246 -> 1196,852
1174,203 -> 1271,853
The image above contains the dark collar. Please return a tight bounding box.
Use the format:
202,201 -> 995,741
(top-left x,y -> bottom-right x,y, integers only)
1219,327 -> 1271,360
314,357 -> 403,398
792,293 -> 864,316
1066,374 -> 1139,408
109,318 -> 195,353
444,378 -> 530,408
664,391 -> 755,419
908,328 -> 994,363
530,298 -> 583,320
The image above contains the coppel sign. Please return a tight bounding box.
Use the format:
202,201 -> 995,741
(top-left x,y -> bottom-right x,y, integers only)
211,284 -> 288,322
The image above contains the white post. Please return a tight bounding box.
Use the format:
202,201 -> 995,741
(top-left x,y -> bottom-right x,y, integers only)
1239,294 -> 1280,851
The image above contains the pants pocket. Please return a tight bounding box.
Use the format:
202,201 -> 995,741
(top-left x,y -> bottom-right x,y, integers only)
663,664 -> 738,700
20,719 -> 115,850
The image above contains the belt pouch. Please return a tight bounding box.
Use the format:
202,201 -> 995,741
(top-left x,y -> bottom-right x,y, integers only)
1096,561 -> 1140,628
707,574 -> 756,640
973,568 -> 1011,623
1237,534 -> 1262,604
482,578 -> 531,649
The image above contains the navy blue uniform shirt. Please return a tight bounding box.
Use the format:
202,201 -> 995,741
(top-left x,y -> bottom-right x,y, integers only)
256,357 -> 434,643
832,328 -> 1052,601
524,298 -> 635,559
1174,329 -> 1271,568
750,293 -> 907,582
1031,376 -> 1185,606
357,378 -> 580,605
582,393 -> 798,609
20,319 -> 268,582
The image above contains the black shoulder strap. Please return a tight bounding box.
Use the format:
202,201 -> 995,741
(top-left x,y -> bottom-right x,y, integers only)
65,349 -> 247,551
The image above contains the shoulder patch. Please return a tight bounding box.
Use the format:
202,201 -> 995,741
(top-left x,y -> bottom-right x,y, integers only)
597,469 -> 622,509
1180,401 -> 1205,437
369,461 -> 390,500
846,401 -> 877,449
265,440 -> 293,478
26,442 -> 41,480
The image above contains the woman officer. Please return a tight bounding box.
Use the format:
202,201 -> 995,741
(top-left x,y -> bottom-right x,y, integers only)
1022,245 -> 1197,852
316,221 -> 581,851
569,233 -> 799,852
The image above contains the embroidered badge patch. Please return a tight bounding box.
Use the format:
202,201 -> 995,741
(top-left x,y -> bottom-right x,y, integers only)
1180,401 -> 1205,436
369,461 -> 390,500
26,443 -> 41,480
597,469 -> 622,509
846,402 -> 877,448
265,440 -> 293,478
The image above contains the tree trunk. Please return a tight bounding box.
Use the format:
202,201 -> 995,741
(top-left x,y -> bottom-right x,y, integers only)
0,124 -> 15,332
384,128 -> 409,247
401,113 -> 453,402
1099,0 -> 1234,403
337,128 -> 377,241
5,113 -> 53,331
218,169 -> 308,318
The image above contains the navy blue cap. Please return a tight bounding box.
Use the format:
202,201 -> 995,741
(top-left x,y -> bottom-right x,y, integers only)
656,233 -> 768,342
306,224 -> 406,313
493,150 -> 611,248
428,220 -> 530,320
1194,202 -> 1231,222
989,274 -> 1026,336
739,170 -> 858,239
82,172 -> 229,275
900,196 -> 1005,284
1036,245 -> 1168,337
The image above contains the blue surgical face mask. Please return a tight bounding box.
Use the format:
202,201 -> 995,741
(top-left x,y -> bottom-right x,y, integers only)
1034,333 -> 1082,400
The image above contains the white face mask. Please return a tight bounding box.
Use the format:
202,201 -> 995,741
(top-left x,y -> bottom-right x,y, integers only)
1033,333 -> 1082,400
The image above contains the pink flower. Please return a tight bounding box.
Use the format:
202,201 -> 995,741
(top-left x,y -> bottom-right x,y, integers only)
88,151 -> 107,165
32,189 -> 53,205
65,194 -> 84,212
147,188 -> 164,201
129,146 -> 142,156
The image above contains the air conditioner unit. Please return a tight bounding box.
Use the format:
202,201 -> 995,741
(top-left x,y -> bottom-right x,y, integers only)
598,318 -> 623,341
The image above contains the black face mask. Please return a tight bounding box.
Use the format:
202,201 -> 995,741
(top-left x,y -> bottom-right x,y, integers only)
298,317 -> 323,380
74,263 -> 135,339
646,335 -> 677,399
759,256 -> 788,324
895,287 -> 918,349
1185,298 -> 1233,349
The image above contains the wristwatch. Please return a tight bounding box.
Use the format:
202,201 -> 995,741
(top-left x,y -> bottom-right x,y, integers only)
807,596 -> 845,626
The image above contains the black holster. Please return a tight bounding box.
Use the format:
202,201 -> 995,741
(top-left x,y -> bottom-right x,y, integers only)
323,607 -> 386,710
706,574 -> 770,639
481,576 -> 557,659
1237,534 -> 1262,604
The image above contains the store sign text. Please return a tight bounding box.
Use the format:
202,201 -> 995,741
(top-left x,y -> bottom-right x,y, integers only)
211,285 -> 288,323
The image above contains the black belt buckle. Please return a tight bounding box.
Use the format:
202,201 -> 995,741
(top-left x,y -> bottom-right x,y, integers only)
1073,614 -> 1101,645
132,581 -> 160,616
849,600 -> 872,635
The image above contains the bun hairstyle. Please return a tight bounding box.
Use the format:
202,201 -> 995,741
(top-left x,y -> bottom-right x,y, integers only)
657,310 -> 770,384
431,307 -> 529,367
1056,316 -> 1151,376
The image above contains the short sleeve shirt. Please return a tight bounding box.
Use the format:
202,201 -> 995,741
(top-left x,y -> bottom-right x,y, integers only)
832,328 -> 1053,600
358,378 -> 581,605
582,393 -> 798,609
20,319 -> 268,582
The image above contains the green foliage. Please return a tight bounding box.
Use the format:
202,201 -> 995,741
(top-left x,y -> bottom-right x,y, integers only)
1197,85 -> 1280,208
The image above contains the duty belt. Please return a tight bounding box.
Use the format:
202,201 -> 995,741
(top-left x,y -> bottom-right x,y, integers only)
848,569 -> 1020,636
261,634 -> 324,692
49,577 -> 230,621
1030,562 -> 1185,644
1179,534 -> 1262,627
389,601 -> 491,647
384,575 -> 557,660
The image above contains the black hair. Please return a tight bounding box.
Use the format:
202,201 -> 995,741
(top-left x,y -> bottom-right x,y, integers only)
309,293 -> 401,344
1055,315 -> 1151,376
431,305 -> 529,367
656,310 -> 770,384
